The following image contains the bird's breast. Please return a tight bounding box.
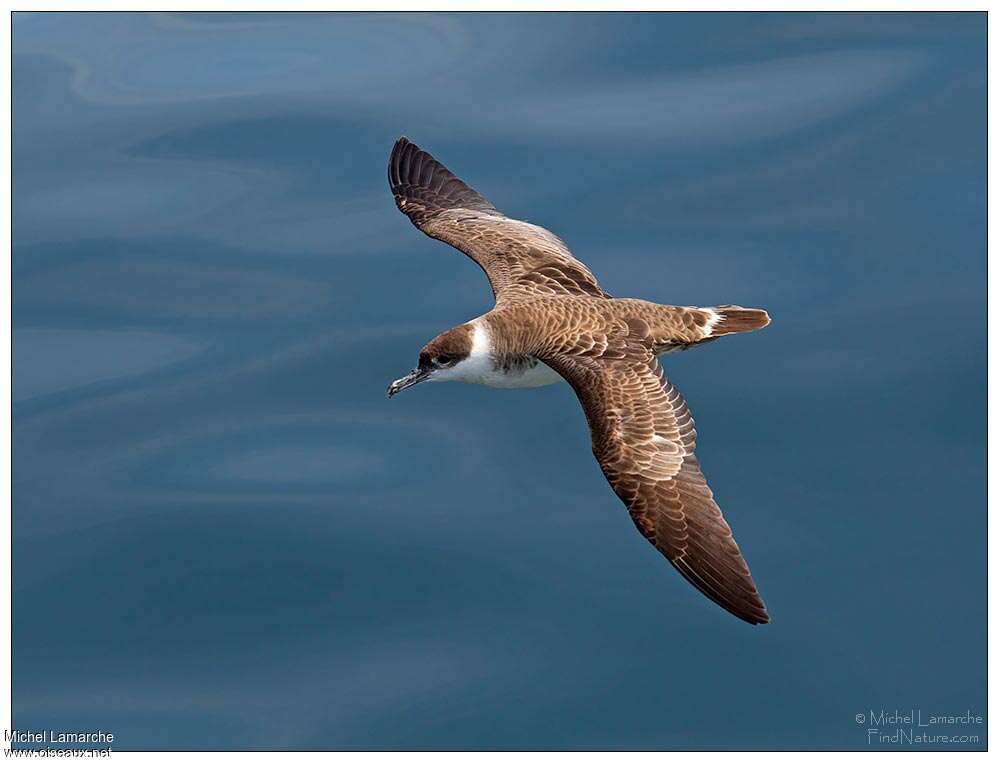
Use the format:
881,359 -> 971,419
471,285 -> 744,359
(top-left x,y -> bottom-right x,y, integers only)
481,355 -> 562,388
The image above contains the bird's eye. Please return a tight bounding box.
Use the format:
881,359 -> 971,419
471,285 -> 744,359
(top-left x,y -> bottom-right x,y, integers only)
436,355 -> 453,366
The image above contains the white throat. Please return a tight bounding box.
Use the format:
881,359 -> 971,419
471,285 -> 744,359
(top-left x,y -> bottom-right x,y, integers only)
432,321 -> 561,389
432,322 -> 495,384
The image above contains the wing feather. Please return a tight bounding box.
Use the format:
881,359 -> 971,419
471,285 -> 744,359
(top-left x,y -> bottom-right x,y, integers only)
389,137 -> 608,303
542,334 -> 770,625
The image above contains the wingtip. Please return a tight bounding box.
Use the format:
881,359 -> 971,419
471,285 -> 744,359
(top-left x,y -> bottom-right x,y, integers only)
732,601 -> 770,625
388,137 -> 415,190
731,605 -> 770,626
387,137 -> 499,221
745,596 -> 771,625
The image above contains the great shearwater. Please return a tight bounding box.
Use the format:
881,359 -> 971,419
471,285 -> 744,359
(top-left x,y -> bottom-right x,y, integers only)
386,137 -> 771,625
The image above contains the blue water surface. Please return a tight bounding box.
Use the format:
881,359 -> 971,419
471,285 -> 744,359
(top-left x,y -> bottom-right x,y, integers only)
13,12 -> 986,751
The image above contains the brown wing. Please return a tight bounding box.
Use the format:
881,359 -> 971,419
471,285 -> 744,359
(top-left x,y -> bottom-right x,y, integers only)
388,137 -> 609,304
542,328 -> 770,625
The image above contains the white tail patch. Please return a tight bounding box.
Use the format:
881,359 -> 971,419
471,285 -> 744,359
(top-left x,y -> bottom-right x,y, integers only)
702,308 -> 723,339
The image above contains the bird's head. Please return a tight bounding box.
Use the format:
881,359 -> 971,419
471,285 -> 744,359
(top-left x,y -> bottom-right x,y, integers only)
387,324 -> 477,398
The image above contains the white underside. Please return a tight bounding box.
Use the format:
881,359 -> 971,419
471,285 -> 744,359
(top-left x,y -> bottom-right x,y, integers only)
479,360 -> 562,388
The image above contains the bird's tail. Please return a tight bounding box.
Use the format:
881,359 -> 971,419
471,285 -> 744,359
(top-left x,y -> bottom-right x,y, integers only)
706,306 -> 771,338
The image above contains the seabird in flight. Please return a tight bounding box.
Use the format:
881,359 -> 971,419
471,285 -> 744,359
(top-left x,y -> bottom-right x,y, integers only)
386,137 -> 771,625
